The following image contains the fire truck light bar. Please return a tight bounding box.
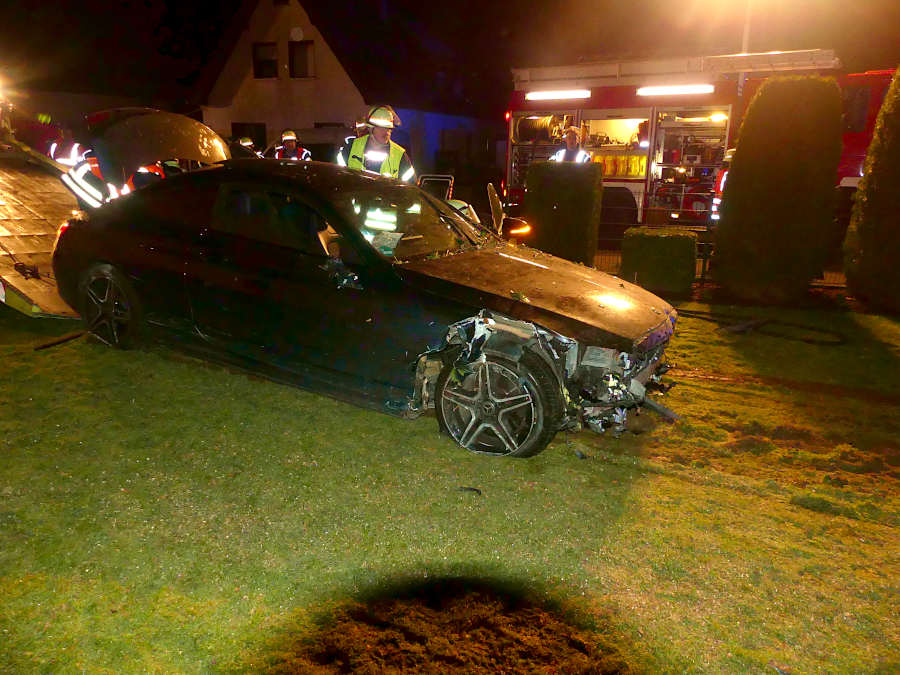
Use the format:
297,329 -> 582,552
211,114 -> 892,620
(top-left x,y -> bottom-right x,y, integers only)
525,89 -> 591,101
637,84 -> 715,96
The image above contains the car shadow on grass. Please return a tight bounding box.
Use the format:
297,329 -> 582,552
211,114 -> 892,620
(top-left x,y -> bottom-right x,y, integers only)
244,574 -> 639,674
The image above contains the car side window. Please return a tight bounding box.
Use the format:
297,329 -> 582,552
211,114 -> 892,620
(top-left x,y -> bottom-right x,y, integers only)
267,191 -> 329,257
141,177 -> 218,231
213,186 -> 328,257
214,187 -> 277,239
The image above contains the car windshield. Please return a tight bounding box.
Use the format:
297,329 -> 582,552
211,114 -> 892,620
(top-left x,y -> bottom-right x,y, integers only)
331,183 -> 493,261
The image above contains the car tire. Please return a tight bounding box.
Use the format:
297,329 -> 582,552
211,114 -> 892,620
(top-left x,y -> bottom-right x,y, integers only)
77,262 -> 143,348
436,350 -> 563,458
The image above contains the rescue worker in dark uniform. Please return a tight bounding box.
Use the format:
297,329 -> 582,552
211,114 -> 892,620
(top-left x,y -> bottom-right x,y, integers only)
274,129 -> 311,161
551,126 -> 591,163
337,105 -> 415,182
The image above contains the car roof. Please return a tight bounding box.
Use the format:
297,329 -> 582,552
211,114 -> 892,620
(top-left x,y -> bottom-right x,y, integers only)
214,158 -> 408,193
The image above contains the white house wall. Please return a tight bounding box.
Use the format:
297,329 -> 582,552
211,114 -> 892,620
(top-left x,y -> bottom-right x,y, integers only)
202,0 -> 366,144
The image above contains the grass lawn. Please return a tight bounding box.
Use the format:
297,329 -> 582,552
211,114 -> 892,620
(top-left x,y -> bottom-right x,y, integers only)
1,301 -> 898,673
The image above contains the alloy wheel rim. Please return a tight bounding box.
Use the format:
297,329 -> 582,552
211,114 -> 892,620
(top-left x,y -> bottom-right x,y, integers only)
84,274 -> 131,346
441,361 -> 537,455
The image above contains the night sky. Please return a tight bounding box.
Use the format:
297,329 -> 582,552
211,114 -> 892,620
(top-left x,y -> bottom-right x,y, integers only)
1,0 -> 897,119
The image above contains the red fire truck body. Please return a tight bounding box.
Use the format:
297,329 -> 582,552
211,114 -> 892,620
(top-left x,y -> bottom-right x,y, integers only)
505,49 -> 891,230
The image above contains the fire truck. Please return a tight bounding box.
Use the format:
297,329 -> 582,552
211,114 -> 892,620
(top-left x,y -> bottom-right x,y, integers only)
504,49 -> 892,235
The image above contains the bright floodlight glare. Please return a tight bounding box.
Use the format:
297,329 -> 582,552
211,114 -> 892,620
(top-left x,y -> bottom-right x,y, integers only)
525,89 -> 591,101
709,113 -> 728,122
636,84 -> 715,96
592,293 -> 633,311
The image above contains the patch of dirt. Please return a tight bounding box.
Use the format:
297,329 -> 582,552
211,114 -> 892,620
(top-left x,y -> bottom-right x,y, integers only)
673,367 -> 900,407
266,580 -> 632,674
770,425 -> 821,443
724,436 -> 774,455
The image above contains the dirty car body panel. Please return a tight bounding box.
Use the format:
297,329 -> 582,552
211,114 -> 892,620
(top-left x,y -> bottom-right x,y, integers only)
53,160 -> 677,456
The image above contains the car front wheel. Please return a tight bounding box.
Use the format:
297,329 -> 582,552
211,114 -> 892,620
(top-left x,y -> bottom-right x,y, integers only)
78,263 -> 142,348
436,351 -> 563,458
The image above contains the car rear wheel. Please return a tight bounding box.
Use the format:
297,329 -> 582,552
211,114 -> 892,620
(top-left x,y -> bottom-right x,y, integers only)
78,263 -> 142,348
436,351 -> 563,458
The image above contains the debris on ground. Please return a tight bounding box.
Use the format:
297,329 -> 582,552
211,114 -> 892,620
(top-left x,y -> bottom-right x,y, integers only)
265,581 -> 632,674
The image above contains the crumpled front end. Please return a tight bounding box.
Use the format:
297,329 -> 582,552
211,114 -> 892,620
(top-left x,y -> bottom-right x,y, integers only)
411,308 -> 678,435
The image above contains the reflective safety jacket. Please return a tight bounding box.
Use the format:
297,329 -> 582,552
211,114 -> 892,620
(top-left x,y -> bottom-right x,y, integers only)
125,164 -> 166,191
338,135 -> 415,182
275,145 -> 311,161
551,148 -> 591,163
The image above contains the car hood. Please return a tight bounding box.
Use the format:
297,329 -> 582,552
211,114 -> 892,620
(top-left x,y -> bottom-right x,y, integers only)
399,243 -> 676,351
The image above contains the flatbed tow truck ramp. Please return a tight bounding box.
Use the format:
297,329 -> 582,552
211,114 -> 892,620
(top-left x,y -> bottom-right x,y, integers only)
0,154 -> 78,318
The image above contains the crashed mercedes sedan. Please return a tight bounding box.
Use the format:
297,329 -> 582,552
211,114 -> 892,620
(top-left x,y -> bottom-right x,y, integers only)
53,159 -> 677,457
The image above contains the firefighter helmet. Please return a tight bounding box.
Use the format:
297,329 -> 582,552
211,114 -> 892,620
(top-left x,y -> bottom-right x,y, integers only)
562,126 -> 581,141
239,136 -> 253,147
281,129 -> 298,142
365,105 -> 401,129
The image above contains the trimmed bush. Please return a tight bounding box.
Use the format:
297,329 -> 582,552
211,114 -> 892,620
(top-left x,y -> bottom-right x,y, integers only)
524,162 -> 602,265
844,67 -> 900,313
620,227 -> 697,296
714,76 -> 843,303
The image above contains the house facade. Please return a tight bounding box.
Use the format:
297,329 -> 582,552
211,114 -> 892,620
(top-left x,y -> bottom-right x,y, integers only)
201,0 -> 366,149
198,0 -> 504,184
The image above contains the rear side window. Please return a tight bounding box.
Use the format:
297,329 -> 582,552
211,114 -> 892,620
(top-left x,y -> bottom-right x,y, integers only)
213,186 -> 329,257
141,177 -> 218,231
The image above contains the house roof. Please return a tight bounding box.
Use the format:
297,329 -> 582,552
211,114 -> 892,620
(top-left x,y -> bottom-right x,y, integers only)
188,0 -> 508,119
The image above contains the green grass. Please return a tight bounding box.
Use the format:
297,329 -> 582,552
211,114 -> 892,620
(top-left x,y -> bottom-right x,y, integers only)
1,302 -> 899,673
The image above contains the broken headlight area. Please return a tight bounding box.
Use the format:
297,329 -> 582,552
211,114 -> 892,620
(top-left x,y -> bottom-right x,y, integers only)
564,343 -> 676,435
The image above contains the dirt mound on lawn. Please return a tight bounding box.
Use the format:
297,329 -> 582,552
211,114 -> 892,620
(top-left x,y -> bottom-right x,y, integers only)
266,579 -> 633,674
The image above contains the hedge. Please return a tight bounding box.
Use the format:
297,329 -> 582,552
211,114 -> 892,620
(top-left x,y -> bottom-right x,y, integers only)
714,76 -> 843,303
620,227 -> 697,297
844,67 -> 900,313
523,162 -> 603,265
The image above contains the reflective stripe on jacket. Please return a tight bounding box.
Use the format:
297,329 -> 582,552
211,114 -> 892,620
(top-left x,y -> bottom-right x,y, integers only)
551,148 -> 591,163
275,146 -> 311,161
347,135 -> 407,179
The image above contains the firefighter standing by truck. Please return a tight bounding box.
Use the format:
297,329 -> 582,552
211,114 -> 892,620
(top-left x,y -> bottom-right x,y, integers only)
551,126 -> 591,163
274,129 -> 311,160
337,105 -> 415,182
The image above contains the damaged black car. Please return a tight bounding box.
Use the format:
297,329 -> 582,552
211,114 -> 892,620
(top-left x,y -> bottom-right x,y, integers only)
53,159 -> 677,457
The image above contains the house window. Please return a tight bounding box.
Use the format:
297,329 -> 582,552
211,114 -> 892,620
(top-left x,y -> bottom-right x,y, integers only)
289,40 -> 314,78
253,42 -> 277,79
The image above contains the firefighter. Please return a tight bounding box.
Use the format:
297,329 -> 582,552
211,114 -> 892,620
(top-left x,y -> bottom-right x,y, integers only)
551,126 -> 591,163
337,105 -> 415,182
238,136 -> 263,158
274,129 -> 311,161
341,119 -> 366,150
126,163 -> 166,190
